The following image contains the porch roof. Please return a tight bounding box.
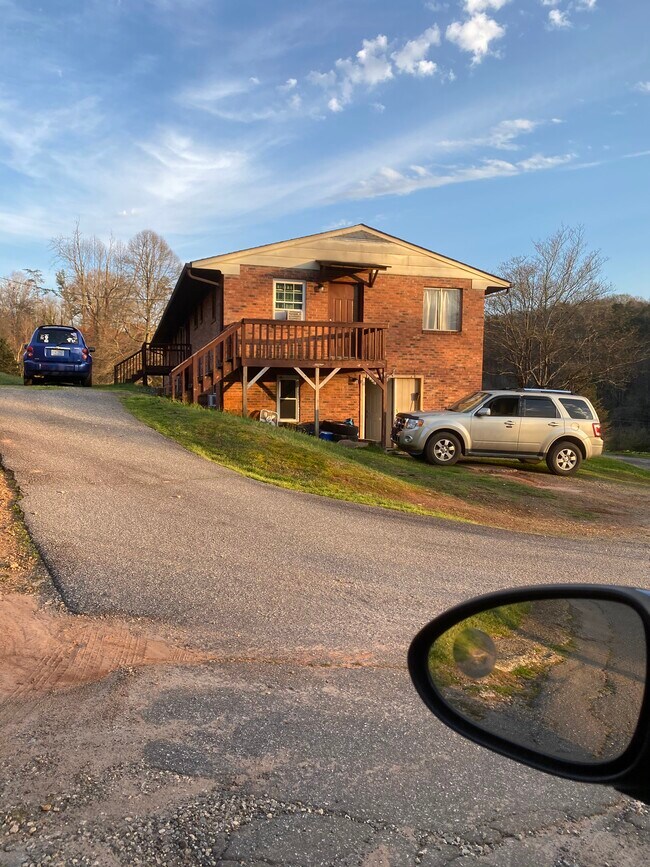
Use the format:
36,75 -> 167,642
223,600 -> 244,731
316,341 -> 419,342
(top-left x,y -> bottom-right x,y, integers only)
316,260 -> 390,287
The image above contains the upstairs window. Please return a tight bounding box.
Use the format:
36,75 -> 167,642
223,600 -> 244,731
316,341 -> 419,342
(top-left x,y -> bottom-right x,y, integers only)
423,288 -> 461,332
274,280 -> 305,320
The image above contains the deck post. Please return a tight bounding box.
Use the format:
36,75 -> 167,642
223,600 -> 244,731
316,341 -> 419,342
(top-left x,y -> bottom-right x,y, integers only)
381,374 -> 391,449
242,365 -> 248,417
141,344 -> 148,388
314,367 -> 320,439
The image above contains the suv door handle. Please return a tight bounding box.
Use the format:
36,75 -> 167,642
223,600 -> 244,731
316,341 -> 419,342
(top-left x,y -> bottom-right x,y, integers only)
504,422 -> 514,428
548,422 -> 561,427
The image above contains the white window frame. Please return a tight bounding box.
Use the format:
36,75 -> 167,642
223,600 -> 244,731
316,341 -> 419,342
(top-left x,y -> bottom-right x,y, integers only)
277,376 -> 300,422
273,279 -> 306,320
422,287 -> 462,332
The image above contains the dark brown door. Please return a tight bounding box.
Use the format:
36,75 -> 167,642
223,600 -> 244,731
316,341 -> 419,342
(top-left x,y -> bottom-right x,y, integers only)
328,282 -> 360,322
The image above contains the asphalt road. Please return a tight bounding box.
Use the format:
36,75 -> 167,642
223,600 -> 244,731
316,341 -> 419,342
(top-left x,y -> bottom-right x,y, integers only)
1,386 -> 649,866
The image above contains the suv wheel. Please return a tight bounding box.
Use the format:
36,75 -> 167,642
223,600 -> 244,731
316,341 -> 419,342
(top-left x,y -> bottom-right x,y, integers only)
23,375 -> 32,386
425,432 -> 462,467
546,441 -> 582,476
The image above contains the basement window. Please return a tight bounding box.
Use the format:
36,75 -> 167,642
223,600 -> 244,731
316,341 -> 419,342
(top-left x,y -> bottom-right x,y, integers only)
277,376 -> 300,422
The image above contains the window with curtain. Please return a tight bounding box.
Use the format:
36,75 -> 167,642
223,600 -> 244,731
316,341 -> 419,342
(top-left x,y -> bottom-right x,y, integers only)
422,288 -> 462,331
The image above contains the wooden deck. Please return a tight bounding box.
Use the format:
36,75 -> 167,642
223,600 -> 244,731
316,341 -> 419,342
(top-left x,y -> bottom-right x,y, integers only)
169,319 -> 388,438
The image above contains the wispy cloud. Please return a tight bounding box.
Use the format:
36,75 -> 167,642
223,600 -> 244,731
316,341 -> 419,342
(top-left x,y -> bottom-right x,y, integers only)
634,81 -> 650,94
345,152 -> 575,200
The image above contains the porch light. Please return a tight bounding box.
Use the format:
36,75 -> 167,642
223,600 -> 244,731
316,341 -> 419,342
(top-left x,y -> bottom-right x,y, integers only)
315,283 -> 325,293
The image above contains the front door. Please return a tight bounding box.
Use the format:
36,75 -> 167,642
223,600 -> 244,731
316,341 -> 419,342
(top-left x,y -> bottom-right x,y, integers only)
364,378 -> 383,442
328,282 -> 360,322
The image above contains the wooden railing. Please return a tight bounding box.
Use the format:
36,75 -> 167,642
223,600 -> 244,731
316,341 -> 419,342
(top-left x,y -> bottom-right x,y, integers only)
170,319 -> 386,403
114,343 -> 191,385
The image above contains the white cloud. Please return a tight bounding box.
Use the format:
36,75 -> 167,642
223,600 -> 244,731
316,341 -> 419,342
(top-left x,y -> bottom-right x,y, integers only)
576,0 -> 597,9
278,78 -> 297,92
548,9 -> 571,28
335,35 -> 393,89
541,1 -> 561,6
465,0 -> 509,12
634,81 -> 650,94
391,26 -> 440,77
446,13 -> 506,64
346,151 -> 575,199
438,117 -> 540,151
328,97 -> 344,112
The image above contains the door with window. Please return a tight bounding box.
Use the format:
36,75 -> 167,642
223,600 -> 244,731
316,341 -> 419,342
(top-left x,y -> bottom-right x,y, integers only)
470,395 -> 521,451
391,377 -> 422,416
518,396 -> 563,453
277,377 -> 300,423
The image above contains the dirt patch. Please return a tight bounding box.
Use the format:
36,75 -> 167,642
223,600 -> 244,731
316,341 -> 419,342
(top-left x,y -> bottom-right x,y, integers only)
0,592 -> 209,703
0,463 -> 48,594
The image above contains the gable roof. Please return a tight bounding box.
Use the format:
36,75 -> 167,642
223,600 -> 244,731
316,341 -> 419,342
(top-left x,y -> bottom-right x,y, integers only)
191,223 -> 510,288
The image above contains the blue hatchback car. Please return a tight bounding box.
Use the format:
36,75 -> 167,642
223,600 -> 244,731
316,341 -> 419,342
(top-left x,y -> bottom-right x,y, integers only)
23,325 -> 94,387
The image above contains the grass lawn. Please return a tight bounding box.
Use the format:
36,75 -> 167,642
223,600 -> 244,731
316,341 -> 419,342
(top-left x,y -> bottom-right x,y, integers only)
122,393 -> 649,536
0,372 -> 21,385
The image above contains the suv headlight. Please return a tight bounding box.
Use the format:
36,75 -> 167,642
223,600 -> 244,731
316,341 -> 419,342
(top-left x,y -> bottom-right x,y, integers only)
404,418 -> 424,430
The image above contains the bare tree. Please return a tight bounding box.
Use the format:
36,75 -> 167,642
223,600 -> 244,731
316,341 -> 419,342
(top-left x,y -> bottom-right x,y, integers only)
485,226 -> 645,392
125,230 -> 181,343
0,270 -> 61,359
51,225 -> 132,381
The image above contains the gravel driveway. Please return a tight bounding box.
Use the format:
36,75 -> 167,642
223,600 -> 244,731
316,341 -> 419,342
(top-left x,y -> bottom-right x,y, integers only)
1,386 -> 649,867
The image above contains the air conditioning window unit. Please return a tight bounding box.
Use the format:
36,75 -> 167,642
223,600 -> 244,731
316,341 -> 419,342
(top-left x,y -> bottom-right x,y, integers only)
286,309 -> 304,321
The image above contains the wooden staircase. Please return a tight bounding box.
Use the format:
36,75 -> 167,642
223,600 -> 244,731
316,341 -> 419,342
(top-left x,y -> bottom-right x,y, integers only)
114,343 -> 191,386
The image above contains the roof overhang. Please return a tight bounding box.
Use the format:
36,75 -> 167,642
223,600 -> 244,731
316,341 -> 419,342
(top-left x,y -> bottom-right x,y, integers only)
485,284 -> 510,296
152,265 -> 222,344
316,260 -> 390,288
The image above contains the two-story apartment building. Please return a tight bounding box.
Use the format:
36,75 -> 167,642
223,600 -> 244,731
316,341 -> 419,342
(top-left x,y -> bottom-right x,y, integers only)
115,224 -> 509,444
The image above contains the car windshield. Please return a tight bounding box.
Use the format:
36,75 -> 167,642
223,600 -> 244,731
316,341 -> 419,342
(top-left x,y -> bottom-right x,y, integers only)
36,328 -> 80,346
446,391 -> 489,413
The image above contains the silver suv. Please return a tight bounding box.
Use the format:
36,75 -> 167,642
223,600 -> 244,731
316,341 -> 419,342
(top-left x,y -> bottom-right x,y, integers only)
392,389 -> 603,476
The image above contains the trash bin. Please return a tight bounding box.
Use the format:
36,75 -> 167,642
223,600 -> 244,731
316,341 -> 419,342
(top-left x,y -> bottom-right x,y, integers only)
319,431 -> 335,441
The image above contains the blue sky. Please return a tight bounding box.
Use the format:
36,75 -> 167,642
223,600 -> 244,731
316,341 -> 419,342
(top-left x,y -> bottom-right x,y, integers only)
1,0 -> 649,295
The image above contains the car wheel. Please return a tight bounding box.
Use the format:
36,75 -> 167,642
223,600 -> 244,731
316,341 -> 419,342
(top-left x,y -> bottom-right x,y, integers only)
23,375 -> 32,386
424,432 -> 462,467
546,441 -> 582,476
82,374 -> 92,387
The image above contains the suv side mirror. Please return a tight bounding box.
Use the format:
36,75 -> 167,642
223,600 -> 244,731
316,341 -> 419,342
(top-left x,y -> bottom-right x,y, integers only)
475,407 -> 491,417
408,585 -> 650,804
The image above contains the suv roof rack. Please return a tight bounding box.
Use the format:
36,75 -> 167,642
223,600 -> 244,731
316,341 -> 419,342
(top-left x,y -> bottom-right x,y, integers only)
521,387 -> 573,394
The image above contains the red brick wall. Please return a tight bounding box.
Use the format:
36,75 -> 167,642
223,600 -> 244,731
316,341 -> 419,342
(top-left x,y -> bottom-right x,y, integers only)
181,263 -> 485,422
365,272 -> 484,410
222,369 -> 360,426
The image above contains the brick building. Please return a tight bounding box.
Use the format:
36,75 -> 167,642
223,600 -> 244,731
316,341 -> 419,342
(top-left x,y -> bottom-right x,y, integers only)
131,224 -> 509,443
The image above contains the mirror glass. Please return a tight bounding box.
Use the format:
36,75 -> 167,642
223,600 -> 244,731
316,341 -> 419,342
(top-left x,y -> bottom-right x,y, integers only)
428,598 -> 647,763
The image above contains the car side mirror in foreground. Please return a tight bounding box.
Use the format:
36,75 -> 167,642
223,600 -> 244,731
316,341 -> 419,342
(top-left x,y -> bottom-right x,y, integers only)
408,586 -> 650,804
475,407 -> 491,417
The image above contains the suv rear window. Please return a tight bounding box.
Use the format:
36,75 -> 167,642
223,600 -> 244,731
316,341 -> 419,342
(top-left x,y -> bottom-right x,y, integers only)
560,398 -> 594,420
36,328 -> 80,346
522,397 -> 559,418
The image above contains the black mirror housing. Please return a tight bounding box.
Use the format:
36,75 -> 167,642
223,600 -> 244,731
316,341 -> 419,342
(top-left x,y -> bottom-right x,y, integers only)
408,585 -> 650,804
